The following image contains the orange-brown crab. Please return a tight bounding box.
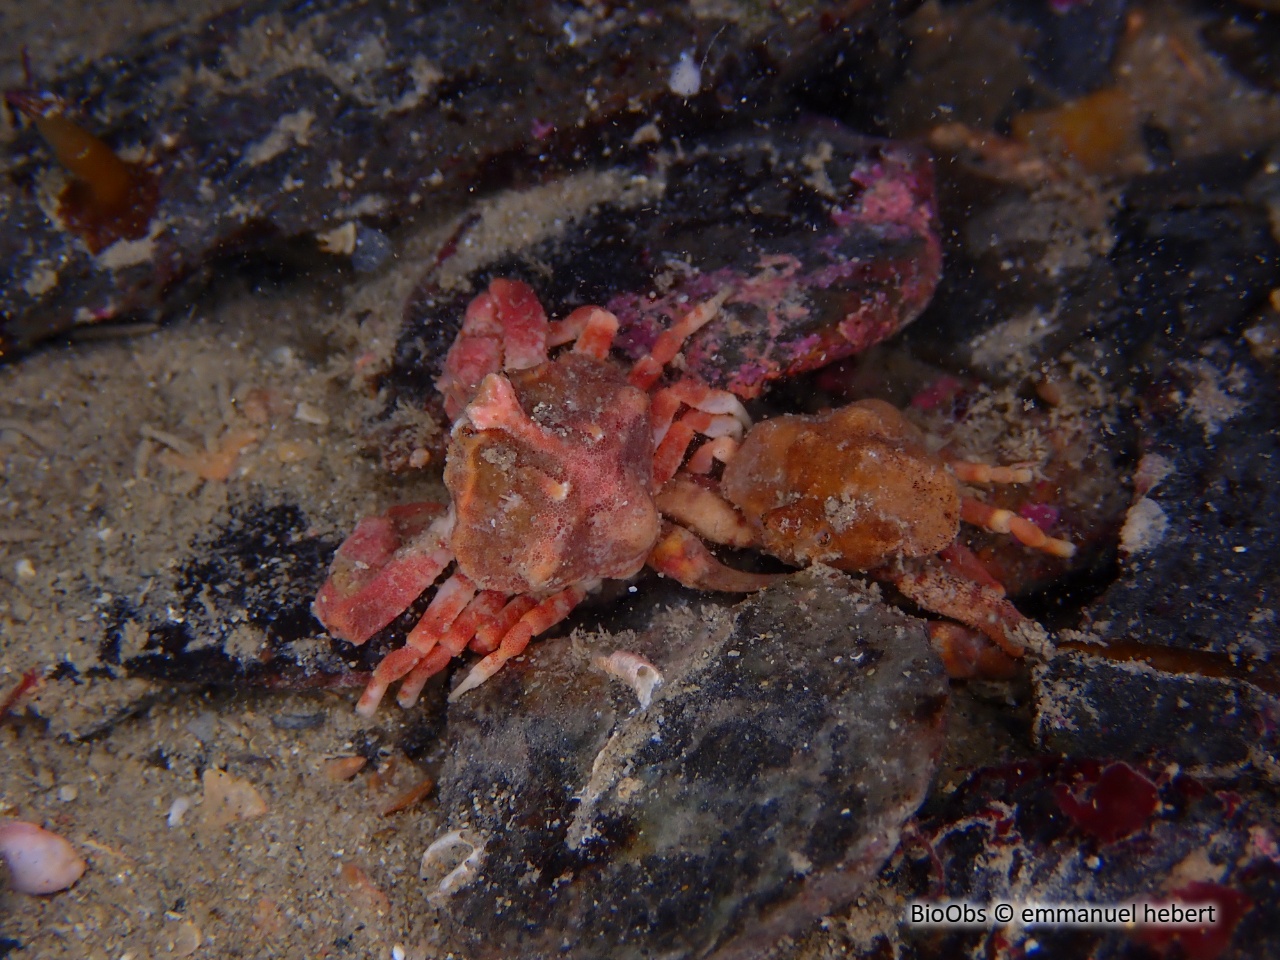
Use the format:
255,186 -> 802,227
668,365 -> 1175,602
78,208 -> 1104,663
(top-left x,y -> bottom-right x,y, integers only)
655,399 -> 1075,679
314,279 -> 1074,713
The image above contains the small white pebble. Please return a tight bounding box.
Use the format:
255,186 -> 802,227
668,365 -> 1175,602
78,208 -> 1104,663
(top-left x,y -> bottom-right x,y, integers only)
56,786 -> 77,803
668,51 -> 701,97
392,947 -> 406,960
167,797 -> 191,827
317,222 -> 357,255
185,712 -> 217,743
294,402 -> 330,426
15,558 -> 36,580
1120,497 -> 1167,555
170,920 -> 202,956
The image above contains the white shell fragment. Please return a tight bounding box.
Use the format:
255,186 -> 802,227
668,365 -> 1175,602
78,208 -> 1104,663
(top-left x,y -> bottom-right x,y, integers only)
0,819 -> 88,895
668,51 -> 701,97
594,650 -> 664,709
316,222 -> 358,255
166,796 -> 192,827
420,829 -> 485,904
1119,496 -> 1168,556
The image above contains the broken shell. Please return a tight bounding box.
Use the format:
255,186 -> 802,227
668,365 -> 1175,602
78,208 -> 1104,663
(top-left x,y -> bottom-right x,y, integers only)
420,829 -> 485,904
593,650 -> 663,709
322,756 -> 368,782
0,819 -> 87,894
379,776 -> 435,816
166,796 -> 192,827
200,768 -> 269,829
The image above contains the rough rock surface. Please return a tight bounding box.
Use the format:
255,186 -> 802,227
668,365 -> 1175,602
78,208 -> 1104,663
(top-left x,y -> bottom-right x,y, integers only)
0,0 -> 896,357
427,568 -> 948,959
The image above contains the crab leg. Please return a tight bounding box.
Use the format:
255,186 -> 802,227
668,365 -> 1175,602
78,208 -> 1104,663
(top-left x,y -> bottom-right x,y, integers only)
547,305 -> 620,358
661,378 -> 751,429
628,291 -> 730,390
357,649 -> 418,715
438,337 -> 503,421
877,557 -> 1028,657
936,542 -> 1006,593
651,378 -> 751,446
946,454 -> 1075,557
403,573 -> 478,656
648,522 -> 781,592
655,474 -> 757,548
653,413 -> 707,486
438,279 -> 550,418
928,622 -> 1019,679
653,409 -> 748,486
395,590 -> 508,707
449,584 -> 592,700
469,277 -> 548,371
470,595 -> 539,654
949,460 -> 1034,485
961,497 -> 1076,558
353,571 -> 478,715
686,436 -> 739,475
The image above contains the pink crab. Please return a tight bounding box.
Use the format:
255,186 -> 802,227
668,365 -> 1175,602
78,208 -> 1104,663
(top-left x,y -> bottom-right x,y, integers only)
315,279 -> 1075,714
315,279 -> 774,714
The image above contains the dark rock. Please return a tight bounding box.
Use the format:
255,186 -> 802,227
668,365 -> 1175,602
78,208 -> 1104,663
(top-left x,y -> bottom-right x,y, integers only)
1109,156 -> 1280,355
425,567 -> 948,959
1034,653 -> 1274,772
1079,348 -> 1280,658
0,0 -> 901,359
913,150 -> 1280,382
101,502 -> 345,686
1202,9 -> 1280,94
1003,0 -> 1130,98
1033,338 -> 1280,770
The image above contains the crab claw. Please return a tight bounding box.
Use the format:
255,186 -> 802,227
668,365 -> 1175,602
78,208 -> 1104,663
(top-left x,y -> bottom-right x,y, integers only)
648,522 -> 781,593
438,278 -> 551,418
312,504 -> 454,644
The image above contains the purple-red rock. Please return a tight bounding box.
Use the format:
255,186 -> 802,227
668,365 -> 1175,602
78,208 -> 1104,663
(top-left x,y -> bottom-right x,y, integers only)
392,124 -> 939,421
888,758 -> 1270,960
